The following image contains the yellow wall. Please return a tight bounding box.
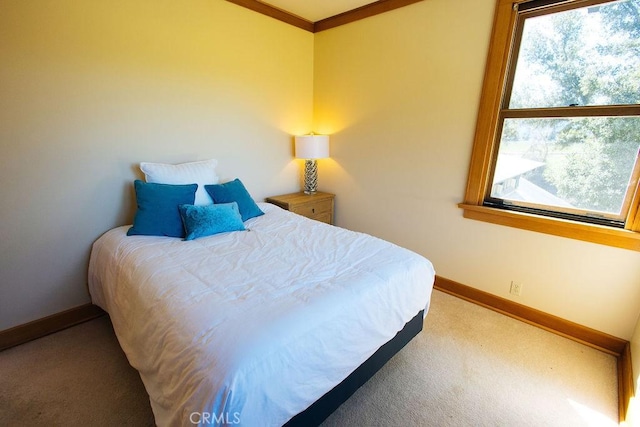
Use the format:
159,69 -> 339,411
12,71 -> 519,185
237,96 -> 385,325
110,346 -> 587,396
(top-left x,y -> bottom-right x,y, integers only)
1,0 -> 639,341
0,0 -> 313,330
314,0 -> 640,339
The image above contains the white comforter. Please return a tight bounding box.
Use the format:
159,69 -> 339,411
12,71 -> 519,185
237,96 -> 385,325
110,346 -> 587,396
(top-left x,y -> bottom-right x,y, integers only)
88,203 -> 435,427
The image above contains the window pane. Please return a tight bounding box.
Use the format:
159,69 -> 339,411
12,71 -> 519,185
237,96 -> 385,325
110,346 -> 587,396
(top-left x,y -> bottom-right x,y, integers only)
490,117 -> 640,216
509,0 -> 640,109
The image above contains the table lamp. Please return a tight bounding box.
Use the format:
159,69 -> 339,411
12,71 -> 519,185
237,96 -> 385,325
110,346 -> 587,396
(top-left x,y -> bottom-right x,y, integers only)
294,134 -> 330,194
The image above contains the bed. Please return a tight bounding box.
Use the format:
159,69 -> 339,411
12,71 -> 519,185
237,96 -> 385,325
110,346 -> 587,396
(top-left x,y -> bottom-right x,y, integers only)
88,201 -> 435,426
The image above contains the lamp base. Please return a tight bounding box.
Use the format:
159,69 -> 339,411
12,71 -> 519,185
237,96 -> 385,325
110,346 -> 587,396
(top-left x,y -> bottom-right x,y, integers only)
303,159 -> 318,194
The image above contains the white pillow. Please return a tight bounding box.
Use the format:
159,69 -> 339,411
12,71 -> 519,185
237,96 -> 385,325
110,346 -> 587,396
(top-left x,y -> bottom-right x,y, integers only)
140,159 -> 219,205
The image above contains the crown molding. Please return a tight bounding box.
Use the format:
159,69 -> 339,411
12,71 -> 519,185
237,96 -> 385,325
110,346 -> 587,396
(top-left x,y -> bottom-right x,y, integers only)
226,0 -> 314,32
226,0 -> 424,33
315,0 -> 423,32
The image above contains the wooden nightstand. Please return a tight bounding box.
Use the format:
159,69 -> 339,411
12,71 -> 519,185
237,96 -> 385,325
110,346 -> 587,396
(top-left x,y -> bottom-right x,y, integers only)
265,192 -> 335,225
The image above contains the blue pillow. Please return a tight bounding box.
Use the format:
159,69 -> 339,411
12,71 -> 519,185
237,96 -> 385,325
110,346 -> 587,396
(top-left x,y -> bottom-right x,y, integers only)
178,202 -> 245,241
204,179 -> 264,222
127,180 -> 197,238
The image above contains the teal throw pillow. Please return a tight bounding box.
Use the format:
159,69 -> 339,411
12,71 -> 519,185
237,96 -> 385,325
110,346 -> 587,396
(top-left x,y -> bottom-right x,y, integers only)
178,202 -> 246,240
204,179 -> 264,222
127,180 -> 197,238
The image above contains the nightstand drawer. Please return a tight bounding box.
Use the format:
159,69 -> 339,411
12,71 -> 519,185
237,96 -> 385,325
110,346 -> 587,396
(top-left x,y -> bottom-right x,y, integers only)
290,199 -> 333,218
312,212 -> 333,224
265,191 -> 335,225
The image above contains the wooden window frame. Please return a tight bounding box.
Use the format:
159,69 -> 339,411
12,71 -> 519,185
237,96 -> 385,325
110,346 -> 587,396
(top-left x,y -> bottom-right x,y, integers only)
459,0 -> 640,251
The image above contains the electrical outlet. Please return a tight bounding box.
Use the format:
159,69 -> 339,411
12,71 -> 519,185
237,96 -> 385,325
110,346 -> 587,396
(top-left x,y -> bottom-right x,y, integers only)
510,281 -> 523,296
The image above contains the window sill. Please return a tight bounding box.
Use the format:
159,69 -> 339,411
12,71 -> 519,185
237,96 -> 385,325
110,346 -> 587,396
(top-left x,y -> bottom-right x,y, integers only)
459,203 -> 640,252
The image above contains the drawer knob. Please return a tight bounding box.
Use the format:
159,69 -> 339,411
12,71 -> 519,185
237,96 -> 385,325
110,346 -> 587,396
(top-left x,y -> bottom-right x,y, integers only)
312,208 -> 315,213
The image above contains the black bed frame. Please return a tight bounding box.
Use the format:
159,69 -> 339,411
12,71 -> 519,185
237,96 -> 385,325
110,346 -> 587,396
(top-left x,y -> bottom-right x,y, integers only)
284,309 -> 424,426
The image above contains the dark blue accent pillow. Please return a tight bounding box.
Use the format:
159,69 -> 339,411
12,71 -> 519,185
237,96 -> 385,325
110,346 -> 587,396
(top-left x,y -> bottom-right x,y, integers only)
178,202 -> 246,241
205,179 -> 264,222
127,180 -> 197,238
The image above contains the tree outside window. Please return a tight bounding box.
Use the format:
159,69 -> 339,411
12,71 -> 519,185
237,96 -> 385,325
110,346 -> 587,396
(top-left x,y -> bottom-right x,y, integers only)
461,0 -> 640,250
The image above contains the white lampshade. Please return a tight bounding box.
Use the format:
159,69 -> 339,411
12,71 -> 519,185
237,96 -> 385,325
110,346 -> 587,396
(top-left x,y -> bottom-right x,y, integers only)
295,135 -> 330,159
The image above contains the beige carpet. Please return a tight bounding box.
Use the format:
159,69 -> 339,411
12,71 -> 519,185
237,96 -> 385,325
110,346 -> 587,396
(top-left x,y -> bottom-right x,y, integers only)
0,290 -> 618,426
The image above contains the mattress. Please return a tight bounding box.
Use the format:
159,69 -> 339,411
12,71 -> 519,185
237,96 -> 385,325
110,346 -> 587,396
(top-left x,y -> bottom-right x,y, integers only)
88,203 -> 435,426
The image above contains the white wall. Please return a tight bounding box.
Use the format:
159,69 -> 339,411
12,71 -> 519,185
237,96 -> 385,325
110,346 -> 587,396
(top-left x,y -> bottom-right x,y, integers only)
0,0 -> 314,330
313,0 -> 640,339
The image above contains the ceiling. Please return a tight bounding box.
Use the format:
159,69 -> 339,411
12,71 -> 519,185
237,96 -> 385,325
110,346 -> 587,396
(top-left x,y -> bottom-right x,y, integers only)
262,0 -> 377,22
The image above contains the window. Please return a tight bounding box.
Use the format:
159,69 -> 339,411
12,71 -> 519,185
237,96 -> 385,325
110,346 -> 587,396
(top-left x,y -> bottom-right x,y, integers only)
460,0 -> 640,251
